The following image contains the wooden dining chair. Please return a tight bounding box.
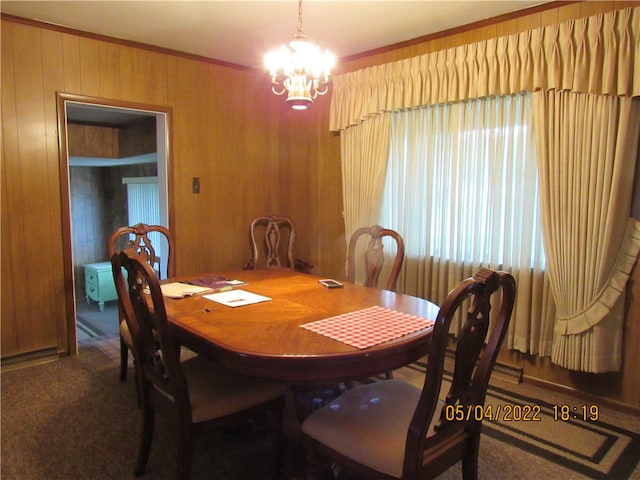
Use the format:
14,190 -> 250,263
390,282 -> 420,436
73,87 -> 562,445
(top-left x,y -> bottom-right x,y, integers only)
244,214 -> 313,273
347,225 -> 405,291
111,248 -> 286,480
108,223 -> 175,384
302,268 -> 516,480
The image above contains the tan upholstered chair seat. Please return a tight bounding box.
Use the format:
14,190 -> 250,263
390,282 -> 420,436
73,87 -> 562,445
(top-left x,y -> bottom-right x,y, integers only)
182,355 -> 286,423
302,379 -> 442,478
119,321 -> 133,348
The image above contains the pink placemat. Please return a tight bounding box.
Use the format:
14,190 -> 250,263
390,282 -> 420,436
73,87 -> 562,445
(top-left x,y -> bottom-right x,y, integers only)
301,305 -> 435,349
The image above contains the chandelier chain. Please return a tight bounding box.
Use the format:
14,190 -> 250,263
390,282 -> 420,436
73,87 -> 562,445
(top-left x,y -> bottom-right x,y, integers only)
264,0 -> 334,110
297,0 -> 304,36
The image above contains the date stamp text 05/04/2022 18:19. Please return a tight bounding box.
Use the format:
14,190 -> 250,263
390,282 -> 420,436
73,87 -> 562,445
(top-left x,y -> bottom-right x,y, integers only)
443,404 -> 600,422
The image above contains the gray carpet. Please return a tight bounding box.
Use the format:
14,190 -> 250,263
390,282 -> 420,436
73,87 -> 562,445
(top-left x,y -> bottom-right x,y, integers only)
393,361 -> 640,480
76,300 -> 120,342
1,347 -> 279,480
1,341 -> 639,480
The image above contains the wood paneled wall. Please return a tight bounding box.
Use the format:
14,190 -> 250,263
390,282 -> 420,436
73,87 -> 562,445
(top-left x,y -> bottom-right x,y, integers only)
119,117 -> 157,157
1,1 -> 638,409
67,118 -> 157,158
67,124 -> 119,157
1,16 -> 343,361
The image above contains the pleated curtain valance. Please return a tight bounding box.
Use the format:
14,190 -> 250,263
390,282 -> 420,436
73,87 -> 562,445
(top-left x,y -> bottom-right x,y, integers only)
329,7 -> 640,132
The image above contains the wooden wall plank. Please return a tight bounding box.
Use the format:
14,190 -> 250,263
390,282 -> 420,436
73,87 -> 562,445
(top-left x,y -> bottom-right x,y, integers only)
130,48 -> 168,105
580,1 -> 617,17
118,44 -> 134,101
79,36 -> 101,97
9,22 -> 58,351
166,55 -> 204,272
285,97 -> 344,277
98,40 -> 121,100
556,2 -> 583,23
40,27 -> 68,351
67,124 -> 86,155
207,67 -> 260,271
1,21 -> 20,356
62,33 -> 81,94
494,17 -> 520,38
516,10 -> 543,31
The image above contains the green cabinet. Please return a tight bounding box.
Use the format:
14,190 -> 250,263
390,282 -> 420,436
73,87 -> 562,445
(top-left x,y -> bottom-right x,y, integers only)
84,261 -> 117,311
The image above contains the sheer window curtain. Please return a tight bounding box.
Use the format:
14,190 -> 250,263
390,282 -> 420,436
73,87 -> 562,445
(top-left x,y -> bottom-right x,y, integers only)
123,177 -> 167,278
340,112 -> 391,246
533,91 -> 640,372
380,93 -> 554,355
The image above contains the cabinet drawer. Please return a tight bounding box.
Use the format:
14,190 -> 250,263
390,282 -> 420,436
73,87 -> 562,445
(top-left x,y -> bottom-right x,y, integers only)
86,270 -> 100,286
85,282 -> 101,302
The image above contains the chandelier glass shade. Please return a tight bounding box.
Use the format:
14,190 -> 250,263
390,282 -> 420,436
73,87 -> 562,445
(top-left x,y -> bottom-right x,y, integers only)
264,0 -> 334,110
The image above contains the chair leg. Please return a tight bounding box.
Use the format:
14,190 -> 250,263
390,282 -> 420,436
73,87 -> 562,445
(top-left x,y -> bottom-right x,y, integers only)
120,335 -> 129,381
134,403 -> 155,476
176,421 -> 193,480
461,433 -> 480,480
133,361 -> 143,408
268,409 -> 286,478
305,449 -> 325,480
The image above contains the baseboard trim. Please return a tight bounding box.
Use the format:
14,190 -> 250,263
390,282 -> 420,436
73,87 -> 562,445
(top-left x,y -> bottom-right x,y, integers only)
492,362 -> 524,384
522,375 -> 640,416
1,347 -> 59,372
444,349 -> 523,384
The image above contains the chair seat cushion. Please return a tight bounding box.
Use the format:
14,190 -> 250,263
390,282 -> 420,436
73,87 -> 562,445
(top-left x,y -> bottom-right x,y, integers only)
182,355 -> 286,423
120,320 -> 133,347
303,379 -> 443,478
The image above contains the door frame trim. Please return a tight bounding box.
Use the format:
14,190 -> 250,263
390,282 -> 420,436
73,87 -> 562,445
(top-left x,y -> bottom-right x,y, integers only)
56,92 -> 174,355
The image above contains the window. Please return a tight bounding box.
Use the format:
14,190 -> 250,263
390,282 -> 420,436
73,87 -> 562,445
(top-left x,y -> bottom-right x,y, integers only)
123,176 -> 167,277
380,93 -> 545,273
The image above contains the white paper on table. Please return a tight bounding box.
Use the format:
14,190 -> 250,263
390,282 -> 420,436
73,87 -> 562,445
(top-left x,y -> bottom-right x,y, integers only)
203,289 -> 272,307
160,282 -> 213,298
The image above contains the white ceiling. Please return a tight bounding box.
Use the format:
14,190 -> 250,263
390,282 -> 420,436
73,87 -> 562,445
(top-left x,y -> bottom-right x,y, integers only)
1,1 -> 551,70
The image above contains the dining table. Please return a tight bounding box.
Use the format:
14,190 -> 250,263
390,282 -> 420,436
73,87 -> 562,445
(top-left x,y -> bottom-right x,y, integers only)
159,268 -> 439,479
162,268 -> 439,385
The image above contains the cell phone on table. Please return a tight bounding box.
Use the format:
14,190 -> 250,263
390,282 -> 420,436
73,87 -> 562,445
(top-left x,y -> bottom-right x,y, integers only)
319,279 -> 343,289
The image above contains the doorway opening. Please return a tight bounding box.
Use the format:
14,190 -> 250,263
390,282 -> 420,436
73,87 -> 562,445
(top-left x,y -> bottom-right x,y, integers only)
56,93 -> 172,356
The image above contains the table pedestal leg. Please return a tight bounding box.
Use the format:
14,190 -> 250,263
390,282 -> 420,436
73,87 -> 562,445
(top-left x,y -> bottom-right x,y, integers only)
281,383 -> 348,479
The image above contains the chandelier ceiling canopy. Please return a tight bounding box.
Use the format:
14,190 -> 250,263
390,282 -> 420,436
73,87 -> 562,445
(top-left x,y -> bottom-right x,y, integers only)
264,0 -> 335,110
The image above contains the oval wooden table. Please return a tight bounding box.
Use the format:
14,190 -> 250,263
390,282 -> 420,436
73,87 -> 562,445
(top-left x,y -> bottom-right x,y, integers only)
164,269 -> 439,384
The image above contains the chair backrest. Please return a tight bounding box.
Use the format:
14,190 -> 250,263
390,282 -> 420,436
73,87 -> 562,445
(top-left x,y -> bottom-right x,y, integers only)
108,223 -> 175,280
247,215 -> 296,270
403,268 -> 516,478
111,248 -> 190,412
346,225 -> 405,291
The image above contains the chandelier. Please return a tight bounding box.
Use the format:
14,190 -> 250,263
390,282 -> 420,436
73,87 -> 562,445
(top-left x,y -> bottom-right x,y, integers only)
264,0 -> 335,110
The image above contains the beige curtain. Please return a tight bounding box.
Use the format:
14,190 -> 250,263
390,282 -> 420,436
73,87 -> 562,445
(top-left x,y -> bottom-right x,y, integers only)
330,7 -> 639,131
533,91 -> 640,372
340,112 -> 391,244
333,7 -> 640,370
